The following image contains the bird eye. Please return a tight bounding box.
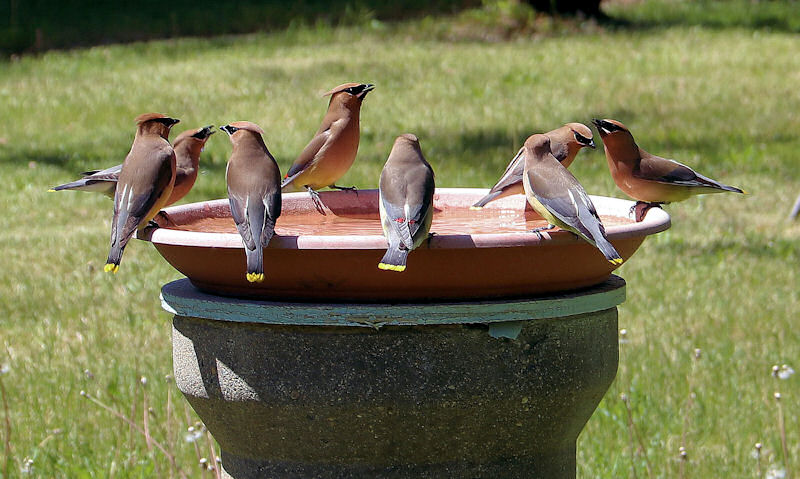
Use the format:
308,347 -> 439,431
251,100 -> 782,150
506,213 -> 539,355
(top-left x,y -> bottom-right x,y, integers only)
574,131 -> 592,144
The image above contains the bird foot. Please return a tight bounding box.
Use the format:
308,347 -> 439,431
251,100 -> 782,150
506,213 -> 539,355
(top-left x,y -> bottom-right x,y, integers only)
331,184 -> 359,197
145,219 -> 161,231
306,187 -> 326,215
154,210 -> 176,227
630,202 -> 662,222
426,231 -> 437,246
529,224 -> 555,240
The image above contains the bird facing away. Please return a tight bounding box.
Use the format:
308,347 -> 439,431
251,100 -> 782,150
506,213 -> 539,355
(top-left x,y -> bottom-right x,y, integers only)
281,82 -> 374,212
378,134 -> 435,272
105,113 -> 180,273
222,121 -> 282,283
471,122 -> 595,210
592,118 -> 744,221
522,134 -> 623,265
49,125 -> 214,206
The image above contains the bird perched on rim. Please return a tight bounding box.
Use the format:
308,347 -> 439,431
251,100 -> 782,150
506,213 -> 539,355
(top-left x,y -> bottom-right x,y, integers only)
281,82 -> 374,212
592,118 -> 745,221
105,113 -> 180,273
49,125 -> 214,206
471,122 -> 595,210
522,134 -> 623,265
378,134 -> 435,272
222,121 -> 282,283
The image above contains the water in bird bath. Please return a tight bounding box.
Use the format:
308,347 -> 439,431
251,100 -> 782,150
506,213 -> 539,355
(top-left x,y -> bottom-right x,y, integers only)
171,207 -> 634,237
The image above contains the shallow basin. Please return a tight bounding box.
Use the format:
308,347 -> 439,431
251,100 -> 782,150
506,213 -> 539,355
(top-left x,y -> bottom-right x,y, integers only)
138,188 -> 669,301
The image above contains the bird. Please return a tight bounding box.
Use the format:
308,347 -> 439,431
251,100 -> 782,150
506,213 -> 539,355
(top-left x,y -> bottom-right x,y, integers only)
378,134 -> 435,272
470,122 -> 595,210
791,194 -> 800,220
281,82 -> 374,213
222,121 -> 282,283
592,118 -> 744,221
49,125 -> 214,206
522,134 -> 623,265
105,113 -> 180,273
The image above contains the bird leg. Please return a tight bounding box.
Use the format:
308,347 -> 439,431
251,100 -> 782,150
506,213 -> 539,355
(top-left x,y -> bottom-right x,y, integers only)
426,231 -> 437,246
529,223 -> 555,240
630,202 -> 663,222
306,186 -> 326,215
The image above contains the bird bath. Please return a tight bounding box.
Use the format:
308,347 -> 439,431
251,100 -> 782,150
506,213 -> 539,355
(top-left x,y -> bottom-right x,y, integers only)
143,188 -> 669,478
139,188 -> 669,301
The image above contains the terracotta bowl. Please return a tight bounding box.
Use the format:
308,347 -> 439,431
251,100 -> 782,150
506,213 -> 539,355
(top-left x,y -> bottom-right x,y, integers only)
138,188 -> 670,302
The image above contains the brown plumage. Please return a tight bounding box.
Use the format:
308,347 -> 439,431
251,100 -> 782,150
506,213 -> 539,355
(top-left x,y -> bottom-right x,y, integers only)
593,118 -> 744,221
471,122 -> 595,209
105,113 -> 180,273
378,134 -> 435,272
522,134 -> 622,265
281,82 -> 374,212
50,125 -> 214,206
223,121 -> 282,283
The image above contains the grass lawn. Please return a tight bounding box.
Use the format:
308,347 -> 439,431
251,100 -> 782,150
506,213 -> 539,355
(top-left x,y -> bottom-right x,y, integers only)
1,0 -> 799,477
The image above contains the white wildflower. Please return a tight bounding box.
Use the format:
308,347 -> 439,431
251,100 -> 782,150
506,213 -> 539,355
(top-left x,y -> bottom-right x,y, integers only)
778,365 -> 794,380
0,363 -> 9,375
766,467 -> 786,479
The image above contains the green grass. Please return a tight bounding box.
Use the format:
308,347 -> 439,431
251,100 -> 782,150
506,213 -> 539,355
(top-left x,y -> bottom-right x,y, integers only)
1,0 -> 800,477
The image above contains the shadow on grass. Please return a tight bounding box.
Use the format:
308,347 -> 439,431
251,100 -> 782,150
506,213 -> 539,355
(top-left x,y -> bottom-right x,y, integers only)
600,0 -> 800,35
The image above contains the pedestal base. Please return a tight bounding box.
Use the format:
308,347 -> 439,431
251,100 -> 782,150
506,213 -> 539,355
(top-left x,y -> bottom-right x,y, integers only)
162,277 -> 624,479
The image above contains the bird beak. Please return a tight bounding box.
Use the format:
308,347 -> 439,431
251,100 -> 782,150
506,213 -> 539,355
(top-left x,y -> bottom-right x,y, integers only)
358,83 -> 375,98
193,125 -> 215,139
588,139 -> 596,149
592,118 -> 610,135
168,118 -> 181,127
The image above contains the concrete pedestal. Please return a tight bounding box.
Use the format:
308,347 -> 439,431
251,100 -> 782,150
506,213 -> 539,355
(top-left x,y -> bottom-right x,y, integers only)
161,276 -> 625,479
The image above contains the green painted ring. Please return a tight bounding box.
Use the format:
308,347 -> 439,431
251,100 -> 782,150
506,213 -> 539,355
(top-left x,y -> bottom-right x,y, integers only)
161,276 -> 625,329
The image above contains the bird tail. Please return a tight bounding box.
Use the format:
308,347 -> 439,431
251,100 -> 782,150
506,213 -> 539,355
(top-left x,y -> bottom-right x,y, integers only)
49,178 -> 115,197
595,236 -> 623,266
378,246 -> 409,272
245,245 -> 264,283
470,190 -> 503,210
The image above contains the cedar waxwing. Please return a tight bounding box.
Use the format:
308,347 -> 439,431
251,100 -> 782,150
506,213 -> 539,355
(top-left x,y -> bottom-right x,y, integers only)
791,194 -> 800,220
105,113 -> 180,273
49,126 -> 214,206
522,134 -> 623,265
471,122 -> 595,210
378,134 -> 435,272
222,121 -> 282,283
592,118 -> 744,221
281,82 -> 374,212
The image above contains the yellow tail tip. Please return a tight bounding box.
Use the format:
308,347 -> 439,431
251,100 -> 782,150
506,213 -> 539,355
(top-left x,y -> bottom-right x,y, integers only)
609,258 -> 624,266
468,206 -> 483,211
378,262 -> 406,272
104,263 -> 119,273
47,188 -> 57,192
246,273 -> 265,283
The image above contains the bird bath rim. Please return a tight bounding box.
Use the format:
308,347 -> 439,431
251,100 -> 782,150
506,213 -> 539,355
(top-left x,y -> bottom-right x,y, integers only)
137,188 -> 670,302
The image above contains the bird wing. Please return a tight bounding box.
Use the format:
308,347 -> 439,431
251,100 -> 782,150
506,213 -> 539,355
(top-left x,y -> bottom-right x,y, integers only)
227,191 -> 256,250
403,164 -> 435,240
81,164 -> 123,178
527,164 -> 596,241
260,184 -> 281,246
281,118 -> 345,187
114,149 -> 175,241
634,153 -> 728,189
488,147 -> 525,194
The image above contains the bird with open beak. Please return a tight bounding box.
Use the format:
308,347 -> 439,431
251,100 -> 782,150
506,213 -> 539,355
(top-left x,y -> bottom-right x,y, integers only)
105,113 -> 180,273
593,118 -> 744,221
281,82 -> 374,213
222,121 -> 282,283
49,125 -> 214,206
471,122 -> 595,210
